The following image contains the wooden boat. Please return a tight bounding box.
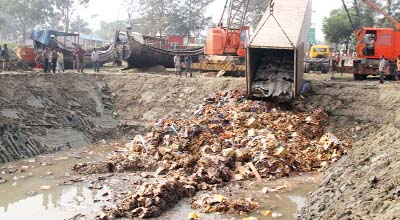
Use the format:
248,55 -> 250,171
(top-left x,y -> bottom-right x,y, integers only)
116,31 -> 204,69
59,44 -> 114,69
32,30 -> 114,69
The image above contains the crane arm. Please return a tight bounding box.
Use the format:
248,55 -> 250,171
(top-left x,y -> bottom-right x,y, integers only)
341,0 -> 357,31
361,0 -> 400,31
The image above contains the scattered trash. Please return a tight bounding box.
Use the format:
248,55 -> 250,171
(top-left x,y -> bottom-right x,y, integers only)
188,212 -> 200,219
261,209 -> 272,216
72,90 -> 350,219
271,212 -> 283,218
0,177 -> 7,184
190,194 -> 260,214
39,185 -> 52,190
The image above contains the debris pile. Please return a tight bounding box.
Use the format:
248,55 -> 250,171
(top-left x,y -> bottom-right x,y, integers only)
190,194 -> 260,214
112,177 -> 198,218
73,90 -> 350,218
252,51 -> 294,99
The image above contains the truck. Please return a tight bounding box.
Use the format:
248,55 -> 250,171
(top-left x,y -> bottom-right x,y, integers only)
246,0 -> 311,101
342,0 -> 400,80
304,45 -> 331,73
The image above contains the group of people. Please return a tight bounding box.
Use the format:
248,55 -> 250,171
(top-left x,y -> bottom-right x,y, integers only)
73,47 -> 101,73
0,44 -> 10,71
174,54 -> 192,77
41,47 -> 64,73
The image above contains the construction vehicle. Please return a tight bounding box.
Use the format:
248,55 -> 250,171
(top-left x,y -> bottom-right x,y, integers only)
342,0 -> 399,80
191,0 -> 250,75
304,45 -> 331,73
246,0 -> 311,101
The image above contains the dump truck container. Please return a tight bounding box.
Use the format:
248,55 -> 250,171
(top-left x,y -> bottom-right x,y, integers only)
246,0 -> 312,101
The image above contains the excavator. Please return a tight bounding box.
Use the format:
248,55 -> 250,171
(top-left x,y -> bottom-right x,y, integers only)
191,0 -> 250,75
342,0 -> 400,80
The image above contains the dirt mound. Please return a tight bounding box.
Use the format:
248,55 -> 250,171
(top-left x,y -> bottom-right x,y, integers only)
0,73 -> 118,163
104,73 -> 245,125
299,74 -> 400,220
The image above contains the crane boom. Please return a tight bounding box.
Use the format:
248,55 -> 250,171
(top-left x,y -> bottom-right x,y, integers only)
341,0 -> 357,31
361,0 -> 400,31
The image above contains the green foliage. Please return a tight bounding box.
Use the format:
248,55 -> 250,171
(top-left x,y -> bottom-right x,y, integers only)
70,16 -> 92,34
125,0 -> 213,37
246,0 -> 269,28
53,0 -> 90,32
0,0 -> 54,42
323,9 -> 353,45
94,21 -> 129,41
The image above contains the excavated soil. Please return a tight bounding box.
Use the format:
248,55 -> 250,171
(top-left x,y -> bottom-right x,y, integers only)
0,71 -> 245,163
299,73 -> 400,220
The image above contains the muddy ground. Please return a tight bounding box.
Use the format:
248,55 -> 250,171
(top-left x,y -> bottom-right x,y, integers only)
1,70 -> 399,220
299,73 -> 400,220
0,70 -> 244,163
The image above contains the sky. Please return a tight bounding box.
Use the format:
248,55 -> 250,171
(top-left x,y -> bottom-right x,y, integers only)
77,0 -> 343,42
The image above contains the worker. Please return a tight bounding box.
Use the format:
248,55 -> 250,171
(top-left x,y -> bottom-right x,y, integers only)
42,47 -> 50,73
366,36 -> 375,56
397,55 -> 400,81
56,49 -> 64,73
184,54 -> 192,78
91,48 -> 100,72
50,48 -> 58,73
49,36 -> 58,50
174,54 -> 181,77
74,47 -> 85,73
379,56 -> 387,84
1,44 -> 10,71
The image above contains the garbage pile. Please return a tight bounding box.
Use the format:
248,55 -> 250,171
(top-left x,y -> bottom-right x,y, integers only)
73,90 -> 350,218
190,194 -> 260,214
252,52 -> 295,99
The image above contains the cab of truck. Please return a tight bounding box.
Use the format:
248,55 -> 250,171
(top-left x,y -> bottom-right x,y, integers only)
310,45 -> 331,58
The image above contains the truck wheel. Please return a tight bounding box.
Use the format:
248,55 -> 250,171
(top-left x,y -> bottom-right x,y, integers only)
304,63 -> 310,73
321,64 -> 329,74
354,74 -> 365,80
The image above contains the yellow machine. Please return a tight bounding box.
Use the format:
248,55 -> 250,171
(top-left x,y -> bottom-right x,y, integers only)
310,45 -> 331,59
305,45 -> 331,73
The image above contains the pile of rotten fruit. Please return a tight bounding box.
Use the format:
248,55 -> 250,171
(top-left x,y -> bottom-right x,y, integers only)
73,90 -> 350,219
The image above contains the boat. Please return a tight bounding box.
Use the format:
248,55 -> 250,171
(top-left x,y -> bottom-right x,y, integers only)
115,31 -> 204,69
31,30 -> 114,69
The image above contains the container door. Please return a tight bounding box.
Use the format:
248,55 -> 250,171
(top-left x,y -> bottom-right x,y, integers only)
295,43 -> 305,97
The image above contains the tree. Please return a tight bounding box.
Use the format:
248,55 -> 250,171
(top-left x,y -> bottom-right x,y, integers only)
94,20 -> 130,41
53,0 -> 90,33
0,0 -> 54,43
70,16 -> 92,34
323,9 -> 354,50
124,0 -> 212,37
246,0 -> 269,28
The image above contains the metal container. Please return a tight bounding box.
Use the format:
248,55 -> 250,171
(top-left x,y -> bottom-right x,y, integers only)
246,0 -> 312,100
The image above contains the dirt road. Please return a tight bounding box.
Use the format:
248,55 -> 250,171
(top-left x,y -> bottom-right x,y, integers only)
299,73 -> 400,220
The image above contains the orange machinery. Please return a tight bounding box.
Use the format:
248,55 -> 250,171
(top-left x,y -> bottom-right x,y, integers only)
192,0 -> 250,74
348,0 -> 400,80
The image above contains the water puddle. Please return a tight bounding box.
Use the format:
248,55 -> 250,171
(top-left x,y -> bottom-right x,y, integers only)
0,144 -> 321,220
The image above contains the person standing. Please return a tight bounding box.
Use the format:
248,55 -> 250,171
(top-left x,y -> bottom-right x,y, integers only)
184,54 -> 192,78
174,54 -> 181,77
379,56 -> 387,84
1,44 -> 10,71
50,49 -> 58,73
91,48 -> 100,72
396,55 -> 400,81
56,49 -> 65,73
42,48 -> 50,73
74,47 -> 85,73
